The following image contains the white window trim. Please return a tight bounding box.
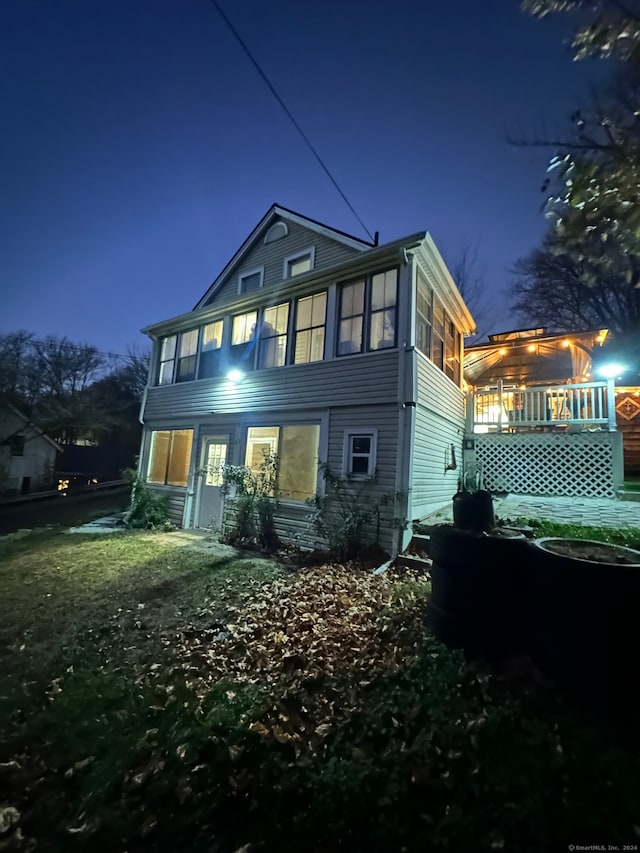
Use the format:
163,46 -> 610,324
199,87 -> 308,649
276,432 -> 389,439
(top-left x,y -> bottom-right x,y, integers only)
342,428 -> 378,478
283,246 -> 315,279
238,266 -> 264,295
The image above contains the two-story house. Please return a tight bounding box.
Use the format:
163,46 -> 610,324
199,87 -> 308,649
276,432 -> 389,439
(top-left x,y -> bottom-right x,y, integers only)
138,205 -> 474,554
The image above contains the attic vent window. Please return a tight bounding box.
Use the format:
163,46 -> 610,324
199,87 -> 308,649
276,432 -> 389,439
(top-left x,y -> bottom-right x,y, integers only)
264,222 -> 288,244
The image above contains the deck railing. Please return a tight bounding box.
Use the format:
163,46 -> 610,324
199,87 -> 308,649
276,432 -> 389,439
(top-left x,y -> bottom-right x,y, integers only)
467,379 -> 617,433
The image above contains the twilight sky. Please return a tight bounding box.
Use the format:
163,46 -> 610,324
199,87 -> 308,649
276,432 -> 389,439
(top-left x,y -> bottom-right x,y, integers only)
1,0 -> 602,356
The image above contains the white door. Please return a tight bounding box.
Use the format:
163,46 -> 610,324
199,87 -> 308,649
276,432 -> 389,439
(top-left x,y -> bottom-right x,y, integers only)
197,436 -> 229,530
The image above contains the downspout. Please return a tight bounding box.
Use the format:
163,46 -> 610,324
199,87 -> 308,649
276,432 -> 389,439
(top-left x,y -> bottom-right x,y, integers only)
394,247 -> 418,557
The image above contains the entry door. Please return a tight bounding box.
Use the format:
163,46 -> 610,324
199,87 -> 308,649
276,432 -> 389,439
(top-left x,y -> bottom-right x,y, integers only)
197,436 -> 229,530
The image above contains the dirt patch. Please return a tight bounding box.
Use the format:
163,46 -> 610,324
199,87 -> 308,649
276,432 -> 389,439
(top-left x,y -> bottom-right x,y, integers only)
543,539 -> 640,565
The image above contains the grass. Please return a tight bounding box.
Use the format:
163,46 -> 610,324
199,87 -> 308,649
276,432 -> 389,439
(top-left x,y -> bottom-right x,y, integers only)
1,528 -> 640,851
515,517 -> 640,549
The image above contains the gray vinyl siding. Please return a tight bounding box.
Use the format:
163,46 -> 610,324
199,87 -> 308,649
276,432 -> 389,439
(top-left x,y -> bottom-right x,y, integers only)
412,353 -> 465,518
144,486 -> 187,526
144,350 -> 400,420
205,217 -> 363,306
326,403 -> 402,554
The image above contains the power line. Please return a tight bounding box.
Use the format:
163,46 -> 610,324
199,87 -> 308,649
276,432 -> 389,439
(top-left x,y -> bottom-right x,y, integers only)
210,0 -> 375,244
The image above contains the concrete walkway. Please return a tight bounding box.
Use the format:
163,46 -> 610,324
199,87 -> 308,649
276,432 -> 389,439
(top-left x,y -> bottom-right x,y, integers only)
423,494 -> 640,530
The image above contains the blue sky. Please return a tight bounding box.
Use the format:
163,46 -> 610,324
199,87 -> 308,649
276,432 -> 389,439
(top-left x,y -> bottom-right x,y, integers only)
1,0 -> 601,354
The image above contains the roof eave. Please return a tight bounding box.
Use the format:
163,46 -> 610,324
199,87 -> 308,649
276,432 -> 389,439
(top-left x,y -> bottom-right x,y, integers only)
142,232 -> 426,338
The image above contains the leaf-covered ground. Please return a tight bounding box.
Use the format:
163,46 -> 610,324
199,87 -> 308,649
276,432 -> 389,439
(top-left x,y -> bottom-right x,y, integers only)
1,529 -> 639,852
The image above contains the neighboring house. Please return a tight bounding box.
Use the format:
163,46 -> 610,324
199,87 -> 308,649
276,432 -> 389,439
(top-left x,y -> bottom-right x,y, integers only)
0,404 -> 61,496
463,327 -> 628,496
138,204 -> 474,553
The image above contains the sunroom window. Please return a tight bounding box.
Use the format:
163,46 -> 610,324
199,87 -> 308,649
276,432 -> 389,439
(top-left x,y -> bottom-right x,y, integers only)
198,320 -> 223,379
337,268 -> 398,356
294,292 -> 326,364
147,429 -> 194,487
369,269 -> 397,350
231,311 -> 257,368
258,302 -> 289,368
245,424 -> 320,501
157,335 -> 177,385
415,270 -> 463,386
176,330 -> 198,383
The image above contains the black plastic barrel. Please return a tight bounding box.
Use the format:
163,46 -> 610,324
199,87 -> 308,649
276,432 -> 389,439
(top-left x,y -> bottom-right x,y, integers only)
452,489 -> 495,532
425,524 -> 530,658
528,538 -> 640,703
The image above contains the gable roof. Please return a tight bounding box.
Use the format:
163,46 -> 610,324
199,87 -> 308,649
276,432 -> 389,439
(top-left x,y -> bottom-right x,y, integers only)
0,402 -> 62,452
193,204 -> 375,309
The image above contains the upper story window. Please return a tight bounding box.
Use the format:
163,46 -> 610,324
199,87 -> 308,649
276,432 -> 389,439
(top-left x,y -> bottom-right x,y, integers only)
176,329 -> 199,383
231,310 -> 257,368
432,297 -> 446,371
416,271 -> 432,357
157,335 -> 177,385
337,268 -> 398,356
294,292 -> 326,364
198,320 -> 223,380
258,302 -> 289,369
445,320 -> 462,385
238,267 -> 263,295
284,247 -> 315,279
416,269 -> 462,386
369,270 -> 397,351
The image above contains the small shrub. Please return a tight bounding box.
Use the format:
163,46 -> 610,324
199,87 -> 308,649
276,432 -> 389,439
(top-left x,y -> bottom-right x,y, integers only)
306,463 -> 406,561
220,454 -> 280,551
123,468 -> 171,529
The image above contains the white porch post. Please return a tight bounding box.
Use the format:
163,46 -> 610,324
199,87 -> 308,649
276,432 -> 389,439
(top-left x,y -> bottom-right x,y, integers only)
465,392 -> 475,434
497,379 -> 504,432
606,378 -> 617,431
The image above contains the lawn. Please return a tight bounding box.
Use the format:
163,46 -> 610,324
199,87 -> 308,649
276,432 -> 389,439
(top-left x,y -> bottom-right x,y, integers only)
1,529 -> 640,852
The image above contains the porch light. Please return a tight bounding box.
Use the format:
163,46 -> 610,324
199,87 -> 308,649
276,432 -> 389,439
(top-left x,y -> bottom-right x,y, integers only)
527,344 -> 536,353
227,368 -> 244,382
597,362 -> 625,379
499,348 -> 507,356
562,339 -> 571,348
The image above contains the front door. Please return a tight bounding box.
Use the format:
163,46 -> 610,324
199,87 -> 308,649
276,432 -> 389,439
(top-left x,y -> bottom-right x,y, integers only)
197,436 -> 229,530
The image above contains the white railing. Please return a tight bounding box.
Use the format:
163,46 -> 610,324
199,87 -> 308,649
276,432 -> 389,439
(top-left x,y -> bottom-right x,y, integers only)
467,379 -> 617,433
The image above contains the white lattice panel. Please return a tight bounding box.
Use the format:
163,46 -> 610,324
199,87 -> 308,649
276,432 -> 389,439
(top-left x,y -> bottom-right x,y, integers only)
473,433 -> 622,499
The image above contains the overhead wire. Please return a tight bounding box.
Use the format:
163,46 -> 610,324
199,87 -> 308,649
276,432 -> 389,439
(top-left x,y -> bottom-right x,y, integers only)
210,0 -> 375,244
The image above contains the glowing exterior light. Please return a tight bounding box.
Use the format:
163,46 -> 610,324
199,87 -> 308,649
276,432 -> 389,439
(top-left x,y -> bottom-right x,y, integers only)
227,368 -> 244,382
562,339 -> 571,348
598,363 -> 624,379
527,344 -> 536,353
499,347 -> 507,356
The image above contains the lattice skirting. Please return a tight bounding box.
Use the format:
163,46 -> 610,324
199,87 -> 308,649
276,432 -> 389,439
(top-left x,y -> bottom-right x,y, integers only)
471,432 -> 624,499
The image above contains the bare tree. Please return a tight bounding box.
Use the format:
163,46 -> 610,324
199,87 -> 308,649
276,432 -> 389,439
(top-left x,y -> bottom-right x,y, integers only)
511,237 -> 640,333
446,243 -> 492,342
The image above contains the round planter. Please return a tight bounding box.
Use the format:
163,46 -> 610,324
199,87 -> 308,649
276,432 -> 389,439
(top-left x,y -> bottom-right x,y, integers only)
528,537 -> 640,697
451,489 -> 495,532
425,525 -> 530,658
